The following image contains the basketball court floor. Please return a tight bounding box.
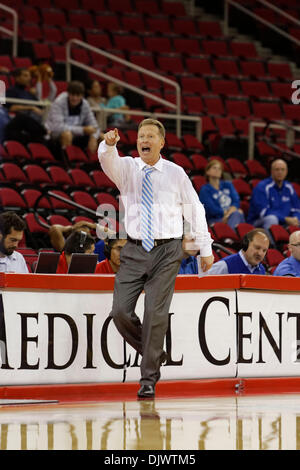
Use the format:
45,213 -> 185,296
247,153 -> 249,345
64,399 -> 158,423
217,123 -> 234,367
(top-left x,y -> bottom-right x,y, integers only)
1,391 -> 300,450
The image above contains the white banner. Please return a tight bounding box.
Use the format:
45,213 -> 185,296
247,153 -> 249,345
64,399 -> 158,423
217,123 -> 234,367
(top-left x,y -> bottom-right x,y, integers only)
1,287 -> 300,385
0,289 -> 237,385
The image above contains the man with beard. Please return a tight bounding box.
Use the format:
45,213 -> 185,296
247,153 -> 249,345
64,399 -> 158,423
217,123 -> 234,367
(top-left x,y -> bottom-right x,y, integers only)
0,212 -> 28,273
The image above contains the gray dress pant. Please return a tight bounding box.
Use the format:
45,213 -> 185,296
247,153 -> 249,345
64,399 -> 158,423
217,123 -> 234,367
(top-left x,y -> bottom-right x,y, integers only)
110,238 -> 184,386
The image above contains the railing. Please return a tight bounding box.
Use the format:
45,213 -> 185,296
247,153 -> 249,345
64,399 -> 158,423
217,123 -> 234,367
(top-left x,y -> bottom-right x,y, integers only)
4,97 -> 202,141
0,3 -> 18,57
66,39 -> 184,136
248,120 -> 300,160
224,0 -> 300,47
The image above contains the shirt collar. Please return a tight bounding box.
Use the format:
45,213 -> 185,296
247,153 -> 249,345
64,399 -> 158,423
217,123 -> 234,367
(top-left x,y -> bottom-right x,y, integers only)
138,155 -> 163,173
0,251 -> 17,261
239,250 -> 260,272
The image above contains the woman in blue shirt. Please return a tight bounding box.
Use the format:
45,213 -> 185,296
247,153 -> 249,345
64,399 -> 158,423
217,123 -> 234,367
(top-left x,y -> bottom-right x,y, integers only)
199,159 -> 245,230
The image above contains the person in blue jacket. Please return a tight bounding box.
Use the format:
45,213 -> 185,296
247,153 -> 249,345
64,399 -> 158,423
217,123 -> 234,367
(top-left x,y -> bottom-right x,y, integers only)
206,228 -> 270,275
178,255 -> 198,274
199,159 -> 245,230
273,230 -> 300,277
247,158 -> 300,230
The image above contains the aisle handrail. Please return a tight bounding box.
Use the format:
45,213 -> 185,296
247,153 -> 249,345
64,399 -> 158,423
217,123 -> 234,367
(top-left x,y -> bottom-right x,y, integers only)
224,0 -> 300,47
65,38 -> 183,136
0,3 -> 18,56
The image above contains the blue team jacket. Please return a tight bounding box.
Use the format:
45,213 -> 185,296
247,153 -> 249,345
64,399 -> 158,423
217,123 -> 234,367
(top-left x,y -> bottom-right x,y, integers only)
247,177 -> 300,225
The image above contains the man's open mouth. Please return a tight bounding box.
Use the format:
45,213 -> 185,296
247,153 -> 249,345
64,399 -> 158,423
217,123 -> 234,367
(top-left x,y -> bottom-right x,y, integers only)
142,146 -> 151,153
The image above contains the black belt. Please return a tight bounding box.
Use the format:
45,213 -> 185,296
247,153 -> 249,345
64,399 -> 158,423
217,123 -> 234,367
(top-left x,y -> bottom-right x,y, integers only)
128,236 -> 180,247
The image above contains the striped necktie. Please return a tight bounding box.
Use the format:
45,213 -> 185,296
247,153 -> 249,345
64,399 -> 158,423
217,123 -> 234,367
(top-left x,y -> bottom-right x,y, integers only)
141,166 -> 154,252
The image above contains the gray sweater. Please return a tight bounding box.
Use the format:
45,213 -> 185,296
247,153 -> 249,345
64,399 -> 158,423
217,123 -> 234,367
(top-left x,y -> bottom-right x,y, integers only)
45,92 -> 100,138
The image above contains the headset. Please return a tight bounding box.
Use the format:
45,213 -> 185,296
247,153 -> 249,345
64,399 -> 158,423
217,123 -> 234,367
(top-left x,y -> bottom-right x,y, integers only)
241,228 -> 270,252
104,238 -> 115,259
241,233 -> 250,252
79,231 -> 87,251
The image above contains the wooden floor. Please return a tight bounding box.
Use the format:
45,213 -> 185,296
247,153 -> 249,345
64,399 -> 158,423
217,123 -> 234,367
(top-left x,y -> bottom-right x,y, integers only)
1,392 -> 300,450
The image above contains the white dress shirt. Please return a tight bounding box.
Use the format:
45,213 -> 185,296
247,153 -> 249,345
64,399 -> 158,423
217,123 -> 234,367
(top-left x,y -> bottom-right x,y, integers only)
98,141 -> 213,256
0,250 -> 29,273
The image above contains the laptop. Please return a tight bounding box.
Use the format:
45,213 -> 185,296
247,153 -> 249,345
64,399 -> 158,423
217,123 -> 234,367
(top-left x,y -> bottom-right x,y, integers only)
34,252 -> 61,274
67,253 -> 98,274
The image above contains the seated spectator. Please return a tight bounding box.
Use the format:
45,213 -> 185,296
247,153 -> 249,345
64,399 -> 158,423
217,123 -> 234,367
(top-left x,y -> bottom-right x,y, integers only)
273,230 -> 300,277
247,158 -> 300,230
45,80 -> 102,153
29,64 -> 57,102
4,68 -> 48,144
86,79 -> 106,108
206,228 -> 269,275
199,159 -> 245,230
0,211 -> 28,273
56,230 -> 95,274
100,82 -> 129,127
48,220 -> 115,261
95,236 -> 127,274
178,256 -> 198,274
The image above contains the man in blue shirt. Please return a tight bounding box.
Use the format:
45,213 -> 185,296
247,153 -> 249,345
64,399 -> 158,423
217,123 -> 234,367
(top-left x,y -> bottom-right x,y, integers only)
247,159 -> 300,230
273,230 -> 300,277
206,228 -> 269,275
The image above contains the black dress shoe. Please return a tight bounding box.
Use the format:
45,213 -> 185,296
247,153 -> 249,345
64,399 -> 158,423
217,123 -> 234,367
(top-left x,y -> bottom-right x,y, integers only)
137,384 -> 155,399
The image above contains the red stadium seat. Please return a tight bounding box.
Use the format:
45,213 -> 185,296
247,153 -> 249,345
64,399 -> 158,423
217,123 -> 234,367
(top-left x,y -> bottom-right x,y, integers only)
236,223 -> 255,241
47,214 -> 72,226
23,164 -> 52,185
202,40 -> 230,57
269,225 -> 290,244
4,141 -> 31,161
146,16 -> 171,33
230,42 -> 258,58
240,60 -> 266,78
190,154 -> 207,172
172,18 -> 197,35
23,213 -> 49,233
241,80 -> 270,98
213,59 -> 240,77
90,170 -> 117,190
210,222 -> 239,244
21,189 -> 51,210
265,248 -> 284,269
210,79 -> 240,96
267,62 -> 292,79
191,175 -> 206,192
69,168 -> 95,187
47,166 -> 73,187
197,21 -> 223,37
170,153 -> 194,172
232,178 -> 252,198
0,187 -> 27,210
0,163 -> 28,184
94,192 -> 119,211
71,191 -> 98,210
244,159 -> 268,178
121,15 -> 145,32
182,135 -> 204,152
144,36 -> 173,54
64,146 -> 89,164
226,158 -> 248,178
173,38 -> 201,55
28,143 -> 56,162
